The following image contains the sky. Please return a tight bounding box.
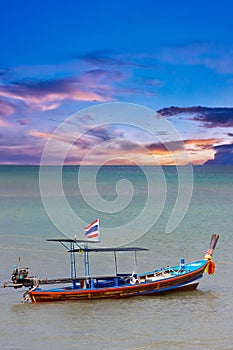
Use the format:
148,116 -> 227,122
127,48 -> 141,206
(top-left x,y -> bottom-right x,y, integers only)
1,0 -> 233,165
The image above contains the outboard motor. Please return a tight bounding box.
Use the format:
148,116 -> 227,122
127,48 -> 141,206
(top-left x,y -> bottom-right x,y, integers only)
11,266 -> 34,288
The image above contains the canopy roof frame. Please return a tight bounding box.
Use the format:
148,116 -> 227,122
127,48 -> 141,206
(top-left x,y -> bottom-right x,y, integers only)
47,238 -> 149,279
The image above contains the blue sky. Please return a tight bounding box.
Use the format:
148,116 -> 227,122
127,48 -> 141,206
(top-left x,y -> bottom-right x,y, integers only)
0,0 -> 233,165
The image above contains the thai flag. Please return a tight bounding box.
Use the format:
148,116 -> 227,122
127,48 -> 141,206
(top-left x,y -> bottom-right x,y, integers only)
84,219 -> 100,240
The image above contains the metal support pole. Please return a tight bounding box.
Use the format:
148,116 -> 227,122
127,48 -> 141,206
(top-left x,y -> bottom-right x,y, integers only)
114,251 -> 118,276
70,242 -> 77,288
134,251 -> 137,274
84,242 -> 90,288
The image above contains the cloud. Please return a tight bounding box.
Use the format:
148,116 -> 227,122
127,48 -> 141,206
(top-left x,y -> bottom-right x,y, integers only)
144,138 -> 219,164
0,98 -> 15,127
144,79 -> 161,87
0,76 -> 111,112
157,42 -> 210,65
145,138 -> 219,154
0,132 -> 45,164
80,51 -> 148,69
79,45 -> 233,79
73,125 -> 126,152
145,138 -> 222,165
83,69 -> 126,82
184,138 -> 220,150
204,143 -> 233,165
26,119 -> 222,165
0,99 -> 15,118
17,119 -> 29,126
0,62 -> 143,114
146,141 -> 184,154
86,125 -> 124,142
0,145 -> 43,164
2,44 -> 232,121
202,52 -> 233,75
0,69 -> 12,85
28,130 -> 52,139
27,124 -> 126,156
156,42 -> 233,74
0,69 -> 6,77
0,118 -> 11,127
81,51 -> 126,67
157,106 -> 233,128
0,51 -> 163,117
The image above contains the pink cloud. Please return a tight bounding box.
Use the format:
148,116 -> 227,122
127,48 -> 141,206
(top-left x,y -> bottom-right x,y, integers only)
0,98 -> 16,121
28,130 -> 51,139
0,118 -> 11,127
0,83 -> 109,112
0,72 -> 117,113
0,54 -> 160,117
0,99 -> 15,127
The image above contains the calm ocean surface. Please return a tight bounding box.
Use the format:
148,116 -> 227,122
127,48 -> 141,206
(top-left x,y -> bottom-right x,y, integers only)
0,165 -> 232,350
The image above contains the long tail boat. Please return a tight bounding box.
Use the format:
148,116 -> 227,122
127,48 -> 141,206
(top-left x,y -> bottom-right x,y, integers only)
3,230 -> 219,303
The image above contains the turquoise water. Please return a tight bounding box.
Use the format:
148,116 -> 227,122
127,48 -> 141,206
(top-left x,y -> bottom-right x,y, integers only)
0,165 -> 233,349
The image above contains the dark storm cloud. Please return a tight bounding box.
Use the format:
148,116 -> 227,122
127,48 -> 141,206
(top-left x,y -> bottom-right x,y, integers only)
204,143 -> 233,165
157,106 -> 233,128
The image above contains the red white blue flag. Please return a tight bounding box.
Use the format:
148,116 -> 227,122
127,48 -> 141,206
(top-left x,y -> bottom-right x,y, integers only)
84,219 -> 100,240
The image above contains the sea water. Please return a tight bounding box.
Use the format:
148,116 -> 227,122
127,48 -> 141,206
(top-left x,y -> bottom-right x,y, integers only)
0,165 -> 232,350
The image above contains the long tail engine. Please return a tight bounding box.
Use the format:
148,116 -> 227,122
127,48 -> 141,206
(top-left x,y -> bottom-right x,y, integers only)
10,266 -> 37,288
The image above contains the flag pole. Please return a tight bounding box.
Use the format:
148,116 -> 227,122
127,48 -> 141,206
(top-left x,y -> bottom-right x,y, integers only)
83,219 -> 100,284
84,241 -> 89,278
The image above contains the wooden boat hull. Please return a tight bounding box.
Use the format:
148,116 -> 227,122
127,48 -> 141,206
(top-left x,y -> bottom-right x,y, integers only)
3,233 -> 219,303
28,260 -> 208,303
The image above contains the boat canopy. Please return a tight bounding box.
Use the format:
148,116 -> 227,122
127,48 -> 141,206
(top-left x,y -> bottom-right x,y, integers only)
68,247 -> 149,253
46,238 -> 149,279
47,238 -> 149,253
47,238 -> 99,243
